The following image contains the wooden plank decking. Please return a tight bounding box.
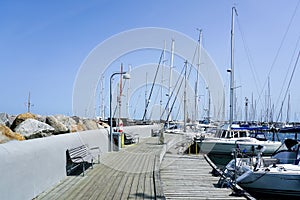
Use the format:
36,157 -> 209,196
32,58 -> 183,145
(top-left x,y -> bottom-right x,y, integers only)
36,133 -> 249,200
36,135 -> 180,200
160,149 -> 247,199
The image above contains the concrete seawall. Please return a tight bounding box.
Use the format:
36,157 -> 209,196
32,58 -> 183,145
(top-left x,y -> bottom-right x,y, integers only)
0,124 -> 161,200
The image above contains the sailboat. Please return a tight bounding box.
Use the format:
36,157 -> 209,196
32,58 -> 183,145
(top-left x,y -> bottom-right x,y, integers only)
221,137 -> 300,198
221,44 -> 300,199
197,7 -> 281,165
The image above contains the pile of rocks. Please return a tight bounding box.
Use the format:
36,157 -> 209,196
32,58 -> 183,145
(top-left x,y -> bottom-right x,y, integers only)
0,112 -> 108,144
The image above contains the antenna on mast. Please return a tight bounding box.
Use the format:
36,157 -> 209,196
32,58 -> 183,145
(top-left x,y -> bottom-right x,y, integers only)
26,92 -> 34,113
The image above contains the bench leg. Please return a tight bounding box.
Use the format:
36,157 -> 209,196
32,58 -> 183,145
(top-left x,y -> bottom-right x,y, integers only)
82,162 -> 85,176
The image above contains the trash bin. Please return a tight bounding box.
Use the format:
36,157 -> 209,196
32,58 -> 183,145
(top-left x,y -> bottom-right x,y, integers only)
113,132 -> 121,151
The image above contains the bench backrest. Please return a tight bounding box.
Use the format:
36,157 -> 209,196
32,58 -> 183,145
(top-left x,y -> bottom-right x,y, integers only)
66,145 -> 88,163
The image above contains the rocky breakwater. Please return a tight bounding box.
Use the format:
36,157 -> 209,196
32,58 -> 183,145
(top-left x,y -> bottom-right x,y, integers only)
0,112 -> 108,144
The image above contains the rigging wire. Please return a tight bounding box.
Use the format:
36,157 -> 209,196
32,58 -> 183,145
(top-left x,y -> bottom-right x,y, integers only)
274,34 -> 300,114
160,35 -> 199,121
166,61 -> 194,122
165,62 -> 187,122
275,50 -> 300,123
161,64 -> 185,120
142,50 -> 164,121
236,17 -> 263,108
258,0 -> 300,115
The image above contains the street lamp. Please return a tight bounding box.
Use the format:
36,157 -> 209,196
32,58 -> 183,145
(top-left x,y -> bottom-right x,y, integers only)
109,72 -> 131,151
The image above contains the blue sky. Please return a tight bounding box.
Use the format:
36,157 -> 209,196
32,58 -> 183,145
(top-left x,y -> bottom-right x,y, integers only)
1,0 -> 300,122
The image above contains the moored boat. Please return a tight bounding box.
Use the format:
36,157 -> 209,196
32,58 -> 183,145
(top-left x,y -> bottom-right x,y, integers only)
221,138 -> 300,198
197,125 -> 282,156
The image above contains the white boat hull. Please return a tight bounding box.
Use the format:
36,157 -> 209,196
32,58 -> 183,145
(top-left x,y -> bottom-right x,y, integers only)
198,137 -> 281,156
237,164 -> 300,197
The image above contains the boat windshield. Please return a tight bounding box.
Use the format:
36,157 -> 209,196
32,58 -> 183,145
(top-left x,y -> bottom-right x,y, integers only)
220,130 -> 249,138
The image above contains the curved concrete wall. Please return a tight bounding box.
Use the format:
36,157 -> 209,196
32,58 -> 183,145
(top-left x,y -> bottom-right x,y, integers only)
0,124 -> 160,200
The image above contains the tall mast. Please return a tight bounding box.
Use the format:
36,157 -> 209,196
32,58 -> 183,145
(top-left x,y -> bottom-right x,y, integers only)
286,92 -> 290,123
160,41 -> 166,122
183,60 -> 188,132
207,87 -> 211,122
267,76 -> 271,123
229,7 -> 237,128
100,74 -> 105,119
245,97 -> 248,123
126,65 -> 131,119
195,29 -> 202,123
119,63 -> 123,127
27,92 -> 31,113
168,39 -> 175,123
145,72 -> 148,120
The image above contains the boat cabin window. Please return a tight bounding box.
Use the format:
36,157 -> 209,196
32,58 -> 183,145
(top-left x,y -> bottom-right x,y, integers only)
233,131 -> 239,138
239,131 -> 247,137
221,130 -> 227,138
220,130 -> 249,138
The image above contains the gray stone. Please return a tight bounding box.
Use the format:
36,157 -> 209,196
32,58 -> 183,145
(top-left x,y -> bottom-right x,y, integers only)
71,116 -> 80,123
54,115 -> 77,131
0,113 -> 9,126
36,114 -> 47,123
8,115 -> 16,128
15,118 -> 54,139
82,119 -> 99,130
46,116 -> 68,134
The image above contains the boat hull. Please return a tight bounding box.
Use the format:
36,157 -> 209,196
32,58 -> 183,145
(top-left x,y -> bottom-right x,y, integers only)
198,138 -> 281,156
237,168 -> 300,197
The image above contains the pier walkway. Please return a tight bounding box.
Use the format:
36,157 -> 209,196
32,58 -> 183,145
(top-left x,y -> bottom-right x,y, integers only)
160,148 -> 247,199
36,133 -> 246,200
36,134 -> 181,200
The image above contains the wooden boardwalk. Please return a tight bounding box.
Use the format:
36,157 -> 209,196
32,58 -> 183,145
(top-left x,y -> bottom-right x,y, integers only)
36,135 -> 180,200
160,150 -> 247,200
36,133 -> 248,200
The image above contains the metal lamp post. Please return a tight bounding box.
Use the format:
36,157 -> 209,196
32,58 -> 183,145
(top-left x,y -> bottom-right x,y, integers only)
109,72 -> 131,152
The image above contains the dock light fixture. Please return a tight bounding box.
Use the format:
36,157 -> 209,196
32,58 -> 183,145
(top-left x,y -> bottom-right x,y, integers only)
109,72 -> 131,151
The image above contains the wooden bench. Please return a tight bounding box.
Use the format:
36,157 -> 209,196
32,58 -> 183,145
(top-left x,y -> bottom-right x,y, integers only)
66,145 -> 101,176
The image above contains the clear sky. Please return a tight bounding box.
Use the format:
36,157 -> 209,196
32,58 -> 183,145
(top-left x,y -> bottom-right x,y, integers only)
1,0 -> 300,122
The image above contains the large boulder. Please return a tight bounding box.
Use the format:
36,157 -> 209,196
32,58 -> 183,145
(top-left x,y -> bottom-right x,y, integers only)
0,113 -> 10,126
36,114 -> 47,123
46,116 -> 68,134
15,118 -> 54,139
71,116 -> 87,132
82,119 -> 99,130
11,112 -> 36,130
54,115 -> 85,132
0,124 -> 25,144
53,115 -> 75,131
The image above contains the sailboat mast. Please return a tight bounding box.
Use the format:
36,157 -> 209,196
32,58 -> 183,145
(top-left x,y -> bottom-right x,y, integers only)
27,92 -> 31,113
195,29 -> 202,122
168,39 -> 175,123
161,41 -> 166,122
119,64 -> 123,127
101,74 -> 105,119
184,60 -> 188,132
126,65 -> 131,119
145,72 -> 148,120
208,88 -> 211,121
229,7 -> 237,128
286,93 -> 290,123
